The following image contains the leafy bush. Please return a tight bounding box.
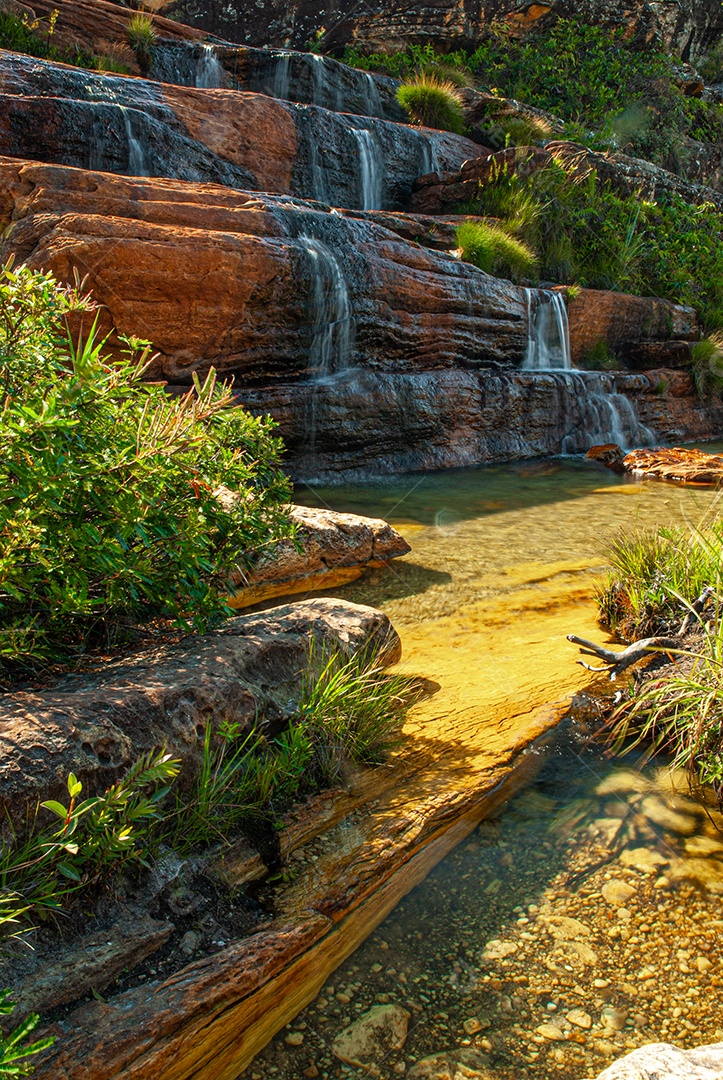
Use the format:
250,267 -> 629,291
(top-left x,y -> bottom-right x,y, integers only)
0,990 -> 54,1076
396,74 -> 465,134
0,262 -> 292,672
0,9 -> 95,70
465,159 -> 723,325
597,523 -> 723,640
456,220 -> 537,282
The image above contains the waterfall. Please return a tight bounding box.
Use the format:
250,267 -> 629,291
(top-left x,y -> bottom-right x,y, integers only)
418,132 -> 440,177
120,107 -> 148,176
364,72 -> 383,118
351,125 -> 382,210
523,289 -> 572,370
196,44 -> 224,89
299,236 -> 353,377
556,372 -> 655,453
273,52 -> 291,99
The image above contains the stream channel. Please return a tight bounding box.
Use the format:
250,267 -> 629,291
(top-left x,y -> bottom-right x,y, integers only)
246,453 -> 723,1080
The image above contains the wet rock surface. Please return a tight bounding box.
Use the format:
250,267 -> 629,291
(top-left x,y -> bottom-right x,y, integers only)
242,734 -> 723,1080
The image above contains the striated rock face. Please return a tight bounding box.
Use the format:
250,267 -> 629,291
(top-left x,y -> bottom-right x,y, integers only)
0,53 -> 477,210
566,289 -> 698,368
230,504 -> 411,608
607,446 -> 723,485
0,158 -> 529,384
169,0 -> 723,64
0,598 -> 400,816
594,1041 -> 723,1079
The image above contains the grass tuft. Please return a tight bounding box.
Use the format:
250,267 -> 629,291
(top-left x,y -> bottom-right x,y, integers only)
397,74 -> 465,135
456,220 -> 538,282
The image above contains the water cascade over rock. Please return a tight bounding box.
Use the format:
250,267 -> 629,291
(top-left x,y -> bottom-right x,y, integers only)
300,236 -> 354,378
120,106 -> 148,176
522,289 -> 572,371
350,122 -> 382,210
195,44 -> 225,89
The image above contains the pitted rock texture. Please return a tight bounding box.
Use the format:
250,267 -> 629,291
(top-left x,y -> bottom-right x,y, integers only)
0,598 -> 400,816
0,52 -> 477,210
168,0 -> 723,64
617,446 -> 723,485
230,504 -> 411,607
0,158 -> 529,383
594,1040 -> 723,1079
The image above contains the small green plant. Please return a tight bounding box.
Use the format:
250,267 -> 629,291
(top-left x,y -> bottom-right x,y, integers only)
456,220 -> 538,282
126,12 -> 156,72
700,42 -> 723,84
93,40 -> 134,74
0,990 -> 54,1076
691,333 -> 723,397
579,339 -> 619,371
397,74 -> 465,135
0,752 -> 179,939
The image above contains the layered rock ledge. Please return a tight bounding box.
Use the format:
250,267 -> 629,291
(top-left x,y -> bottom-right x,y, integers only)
589,444 -> 723,485
229,504 -> 411,608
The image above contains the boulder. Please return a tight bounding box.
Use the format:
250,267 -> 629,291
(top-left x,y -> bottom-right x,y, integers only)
332,1004 -> 410,1072
0,598 -> 400,816
229,504 -> 411,608
594,1041 -> 723,1079
617,446 -> 723,485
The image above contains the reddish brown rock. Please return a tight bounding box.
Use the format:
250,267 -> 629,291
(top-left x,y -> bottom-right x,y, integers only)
0,598 -> 399,816
620,446 -> 723,485
567,289 -> 698,367
229,504 -> 411,608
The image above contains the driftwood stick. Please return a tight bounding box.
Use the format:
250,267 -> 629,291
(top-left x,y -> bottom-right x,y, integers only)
679,585 -> 716,635
567,634 -> 680,681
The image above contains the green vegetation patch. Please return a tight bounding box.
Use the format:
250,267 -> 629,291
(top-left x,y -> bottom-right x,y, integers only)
396,74 -> 465,135
0,262 -> 293,674
464,159 -> 723,328
456,219 -> 537,282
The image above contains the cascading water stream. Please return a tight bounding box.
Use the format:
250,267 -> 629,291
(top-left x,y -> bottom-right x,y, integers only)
299,236 -> 353,378
417,131 -> 440,176
120,106 -> 148,176
350,124 -> 382,210
522,289 -> 571,371
273,52 -> 292,99
196,44 -> 224,89
522,288 -> 653,451
363,73 -> 383,119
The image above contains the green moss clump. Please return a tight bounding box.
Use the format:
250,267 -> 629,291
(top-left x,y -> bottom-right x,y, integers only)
456,220 -> 538,282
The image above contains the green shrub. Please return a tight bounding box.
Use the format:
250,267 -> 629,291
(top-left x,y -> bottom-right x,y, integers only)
0,9 -> 61,61
0,262 -> 292,672
396,74 -> 465,134
456,220 -> 538,282
597,523 -> 723,640
464,159 -> 723,325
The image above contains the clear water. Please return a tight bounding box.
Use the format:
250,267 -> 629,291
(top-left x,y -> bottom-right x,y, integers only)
245,457 -> 723,1079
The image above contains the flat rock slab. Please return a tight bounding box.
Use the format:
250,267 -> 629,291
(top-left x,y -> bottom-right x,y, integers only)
595,1041 -> 723,1079
229,504 -> 410,608
0,598 -> 399,815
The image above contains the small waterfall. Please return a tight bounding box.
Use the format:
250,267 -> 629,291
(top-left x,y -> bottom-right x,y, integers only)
120,107 -> 148,176
273,52 -> 292,99
196,44 -> 224,89
363,72 -> 383,118
351,125 -> 382,210
299,236 -> 353,377
557,372 -> 655,453
418,132 -> 440,177
523,289 -> 572,370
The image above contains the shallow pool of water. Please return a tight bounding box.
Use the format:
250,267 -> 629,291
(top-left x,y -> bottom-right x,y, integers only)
246,725 -> 723,1080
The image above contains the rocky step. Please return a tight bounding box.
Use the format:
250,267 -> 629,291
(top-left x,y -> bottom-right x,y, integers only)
168,0 -> 723,64
0,50 -> 477,211
28,691 -> 571,1079
410,142 -> 723,216
16,0 -> 404,121
588,444 -> 723,485
0,158 -> 530,384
